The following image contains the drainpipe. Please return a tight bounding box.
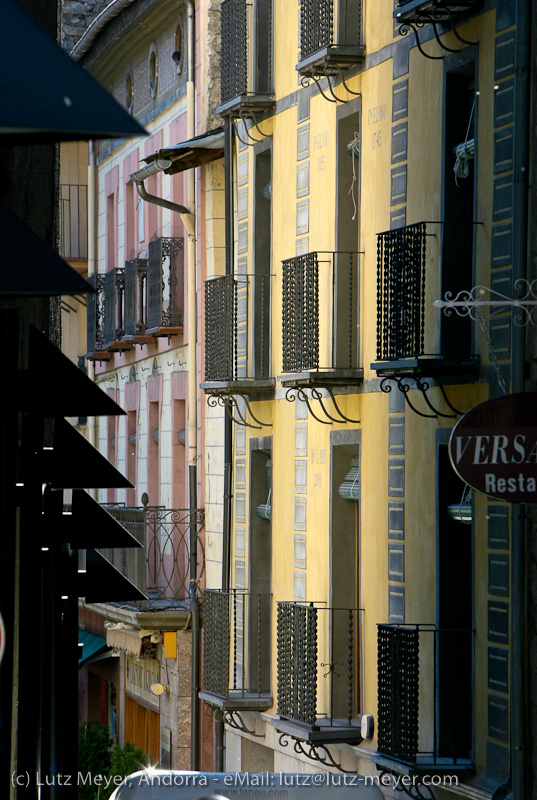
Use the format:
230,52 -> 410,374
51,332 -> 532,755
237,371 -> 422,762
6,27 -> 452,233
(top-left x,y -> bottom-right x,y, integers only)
130,0 -> 200,769
510,0 -> 531,797
215,116 -> 235,773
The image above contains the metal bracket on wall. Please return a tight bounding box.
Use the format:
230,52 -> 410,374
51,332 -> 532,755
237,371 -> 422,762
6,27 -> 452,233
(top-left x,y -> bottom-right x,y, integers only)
207,393 -> 271,429
379,376 -> 464,419
233,110 -> 272,147
277,731 -> 354,773
378,769 -> 437,800
397,6 -> 478,60
434,279 -> 537,326
285,387 -> 360,425
300,67 -> 361,104
203,703 -> 264,737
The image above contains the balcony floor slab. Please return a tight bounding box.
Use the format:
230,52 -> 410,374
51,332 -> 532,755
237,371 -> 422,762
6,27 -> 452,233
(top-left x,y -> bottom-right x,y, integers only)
199,691 -> 273,711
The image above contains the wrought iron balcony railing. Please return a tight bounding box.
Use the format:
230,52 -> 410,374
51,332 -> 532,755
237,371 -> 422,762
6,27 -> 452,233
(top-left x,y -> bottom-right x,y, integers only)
377,624 -> 474,771
86,273 -> 110,359
204,273 -> 272,387
103,267 -> 130,350
218,0 -> 274,115
147,236 -> 184,335
124,256 -> 148,339
276,602 -> 362,743
281,251 -> 360,383
298,0 -> 364,76
60,184 -> 88,260
394,0 -> 480,23
99,505 -> 204,611
200,589 -> 272,710
375,223 -> 427,363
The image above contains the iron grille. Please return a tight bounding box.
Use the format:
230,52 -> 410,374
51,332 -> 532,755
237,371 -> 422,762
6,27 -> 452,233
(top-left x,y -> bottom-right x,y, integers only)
100,506 -> 204,610
300,0 -> 362,61
377,624 -> 474,765
376,223 -> 427,360
60,184 -> 88,259
103,268 -> 125,344
220,0 -> 248,104
205,275 -> 237,381
282,253 -> 319,372
276,602 -> 360,728
147,237 -> 184,328
202,589 -> 272,699
124,257 -> 148,336
377,624 -> 420,762
86,273 -> 106,352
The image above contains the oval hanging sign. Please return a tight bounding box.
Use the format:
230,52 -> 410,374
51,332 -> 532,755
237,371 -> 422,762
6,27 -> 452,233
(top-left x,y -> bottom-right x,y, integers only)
449,392 -> 537,503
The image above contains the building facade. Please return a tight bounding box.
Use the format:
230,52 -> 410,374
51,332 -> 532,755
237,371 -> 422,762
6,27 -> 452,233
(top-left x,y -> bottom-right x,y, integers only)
198,1 -> 534,798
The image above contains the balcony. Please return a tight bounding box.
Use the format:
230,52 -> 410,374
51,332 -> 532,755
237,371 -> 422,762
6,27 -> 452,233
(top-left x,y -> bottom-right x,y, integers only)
217,0 -> 274,117
376,624 -> 475,778
371,223 -> 478,377
104,267 -> 131,352
297,0 -> 364,79
60,184 -> 88,260
280,251 -> 362,389
394,0 -> 480,24
86,273 -> 110,362
146,236 -> 184,337
202,273 -> 274,395
274,602 -> 362,744
99,505 -> 204,611
123,256 -> 152,345
200,589 -> 272,710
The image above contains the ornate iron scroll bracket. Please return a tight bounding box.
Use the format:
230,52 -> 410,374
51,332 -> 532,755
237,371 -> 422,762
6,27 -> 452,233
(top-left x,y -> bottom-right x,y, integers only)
278,732 -> 355,774
203,704 -> 264,737
300,69 -> 360,104
380,377 -> 464,419
285,387 -> 360,425
207,394 -> 272,429
378,770 -> 436,800
434,279 -> 537,327
234,110 -> 272,147
398,6 -> 478,61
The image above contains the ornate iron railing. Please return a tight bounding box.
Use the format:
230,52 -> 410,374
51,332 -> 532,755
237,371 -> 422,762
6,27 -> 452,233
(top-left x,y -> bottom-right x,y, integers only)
147,237 -> 184,329
220,0 -> 272,106
282,251 -> 359,373
100,505 -> 204,610
86,273 -> 106,352
299,0 -> 363,61
276,602 -> 360,728
124,256 -> 148,336
204,274 -> 271,381
377,624 -> 473,765
103,268 -> 125,344
60,184 -> 88,259
376,223 -> 427,361
202,589 -> 272,700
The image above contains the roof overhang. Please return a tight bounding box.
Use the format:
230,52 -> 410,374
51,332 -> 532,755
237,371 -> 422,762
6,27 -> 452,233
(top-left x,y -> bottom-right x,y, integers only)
140,128 -> 225,176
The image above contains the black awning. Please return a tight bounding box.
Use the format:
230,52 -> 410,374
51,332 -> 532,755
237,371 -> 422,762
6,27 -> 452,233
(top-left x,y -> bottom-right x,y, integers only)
142,128 -> 225,175
0,205 -> 95,297
0,0 -> 145,143
17,327 -> 126,417
49,419 -> 133,490
64,491 -> 143,550
78,549 -> 147,603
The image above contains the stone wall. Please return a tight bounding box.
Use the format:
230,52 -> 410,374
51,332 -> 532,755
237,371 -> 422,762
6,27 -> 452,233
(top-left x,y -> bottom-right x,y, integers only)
61,0 -> 112,52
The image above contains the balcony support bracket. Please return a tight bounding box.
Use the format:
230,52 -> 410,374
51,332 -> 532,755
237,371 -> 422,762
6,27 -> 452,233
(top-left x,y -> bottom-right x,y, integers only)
378,770 -> 435,800
398,5 -> 477,61
300,67 -> 360,105
379,376 -> 464,419
207,393 -> 272,429
277,732 -> 354,774
234,110 -> 271,147
285,387 -> 360,425
204,704 -> 264,737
